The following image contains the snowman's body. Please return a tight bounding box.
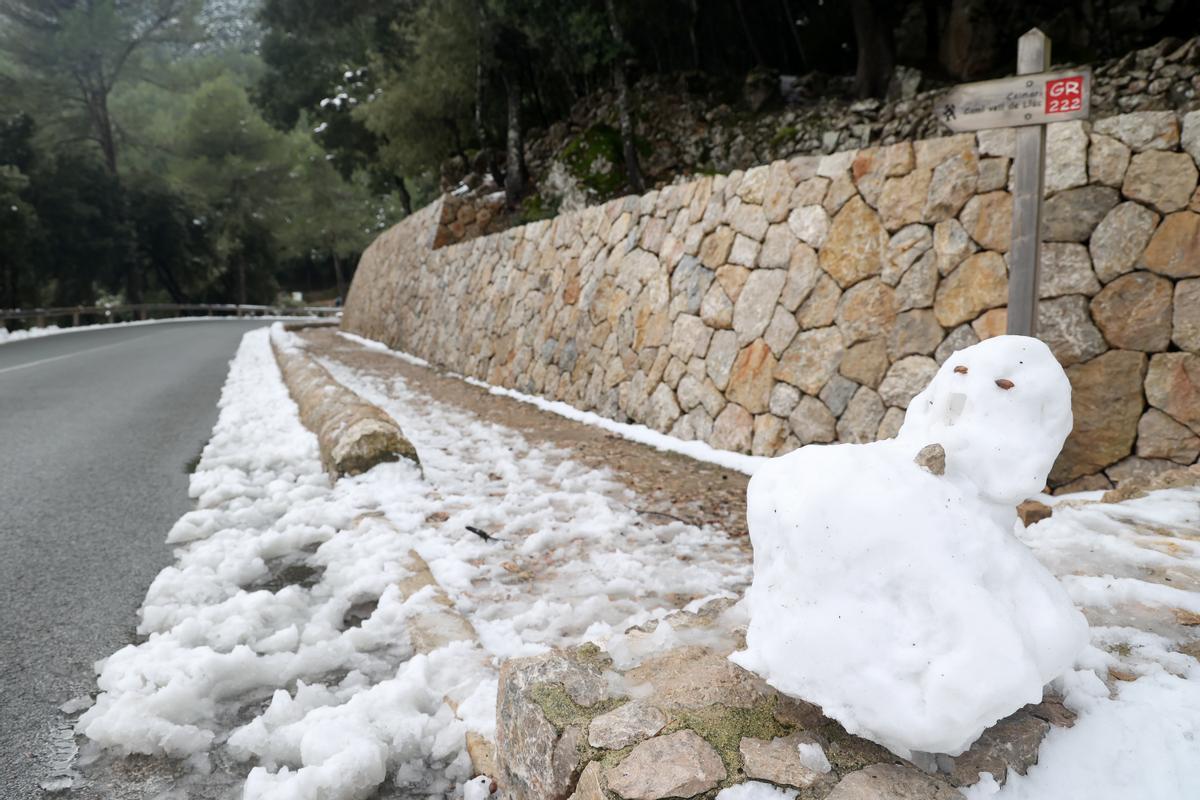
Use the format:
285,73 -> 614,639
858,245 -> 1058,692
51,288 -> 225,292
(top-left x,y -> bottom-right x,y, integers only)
730,336 -> 1089,758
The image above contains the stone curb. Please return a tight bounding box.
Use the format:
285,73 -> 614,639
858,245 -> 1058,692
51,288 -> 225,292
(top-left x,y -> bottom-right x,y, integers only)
270,335 -> 421,478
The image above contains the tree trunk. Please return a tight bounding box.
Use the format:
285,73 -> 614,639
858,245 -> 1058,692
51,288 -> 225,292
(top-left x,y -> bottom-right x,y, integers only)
332,249 -> 346,301
503,68 -> 525,208
731,0 -> 764,66
686,0 -> 701,69
850,0 -> 895,99
780,0 -> 808,70
605,0 -> 645,195
237,257 -> 246,307
394,175 -> 413,216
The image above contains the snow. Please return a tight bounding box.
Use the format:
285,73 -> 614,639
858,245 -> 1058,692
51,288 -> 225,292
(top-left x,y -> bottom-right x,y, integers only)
715,782 -> 798,799
333,330 -> 766,476
795,741 -> 831,774
75,327 -> 1200,798
962,670 -> 1200,800
732,336 -> 1089,758
79,326 -> 749,797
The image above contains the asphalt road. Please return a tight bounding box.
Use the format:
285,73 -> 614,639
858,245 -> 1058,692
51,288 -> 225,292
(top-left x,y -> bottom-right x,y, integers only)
0,320 -> 269,798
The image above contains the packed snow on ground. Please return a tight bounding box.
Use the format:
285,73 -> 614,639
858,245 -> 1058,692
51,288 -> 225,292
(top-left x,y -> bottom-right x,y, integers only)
336,330 -> 767,476
733,337 -> 1089,759
78,326 -> 749,799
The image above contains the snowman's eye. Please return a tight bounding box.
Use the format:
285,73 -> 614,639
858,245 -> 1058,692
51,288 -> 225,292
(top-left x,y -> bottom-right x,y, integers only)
953,365 -> 968,374
995,378 -> 1014,390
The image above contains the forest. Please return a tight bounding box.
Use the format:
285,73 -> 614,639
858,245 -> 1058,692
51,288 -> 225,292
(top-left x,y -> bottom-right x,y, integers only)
2,0 -> 1196,311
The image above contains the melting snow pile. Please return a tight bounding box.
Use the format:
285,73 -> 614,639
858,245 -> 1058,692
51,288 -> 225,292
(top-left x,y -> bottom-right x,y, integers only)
732,336 -> 1090,758
76,327 -> 748,798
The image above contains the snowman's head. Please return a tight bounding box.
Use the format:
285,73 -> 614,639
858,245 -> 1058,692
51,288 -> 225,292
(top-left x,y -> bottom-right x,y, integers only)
899,335 -> 1072,506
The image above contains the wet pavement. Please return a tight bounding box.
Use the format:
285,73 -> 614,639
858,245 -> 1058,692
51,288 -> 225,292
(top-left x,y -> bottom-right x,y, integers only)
0,321 -> 269,798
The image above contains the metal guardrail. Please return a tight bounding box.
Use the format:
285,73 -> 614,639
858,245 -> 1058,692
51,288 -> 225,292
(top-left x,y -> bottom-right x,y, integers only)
0,303 -> 341,328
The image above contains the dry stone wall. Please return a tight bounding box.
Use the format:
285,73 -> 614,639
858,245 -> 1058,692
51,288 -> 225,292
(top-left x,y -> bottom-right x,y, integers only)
344,110 -> 1200,491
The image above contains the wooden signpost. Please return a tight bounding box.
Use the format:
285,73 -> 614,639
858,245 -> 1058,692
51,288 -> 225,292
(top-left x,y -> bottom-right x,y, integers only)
937,29 -> 1092,337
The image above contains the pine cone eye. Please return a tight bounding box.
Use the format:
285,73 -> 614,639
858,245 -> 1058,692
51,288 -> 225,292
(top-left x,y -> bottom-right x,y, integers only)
953,365 -> 967,374
995,378 -> 1014,390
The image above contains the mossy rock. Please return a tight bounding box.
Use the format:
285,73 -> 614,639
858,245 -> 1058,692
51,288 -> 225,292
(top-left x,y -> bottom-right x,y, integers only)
561,124 -> 626,197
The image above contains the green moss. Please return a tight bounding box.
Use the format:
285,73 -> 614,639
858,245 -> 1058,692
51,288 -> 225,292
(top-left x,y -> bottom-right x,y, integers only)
561,124 -> 626,197
529,683 -> 627,733
770,125 -> 799,147
518,193 -> 559,224
661,697 -> 793,791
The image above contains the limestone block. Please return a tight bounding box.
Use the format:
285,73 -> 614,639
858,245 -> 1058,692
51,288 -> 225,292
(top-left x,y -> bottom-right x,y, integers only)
770,382 -> 801,417
669,255 -> 715,317
762,161 -> 797,224
710,403 -> 753,452
737,165 -> 769,204
764,306 -> 799,356
605,731 -> 726,800
1183,111 -> 1200,166
700,283 -> 734,329
877,406 -> 905,439
588,702 -> 667,750
787,205 -> 830,248
726,340 -> 777,414
839,338 -> 889,388
733,270 -> 787,346
780,244 -> 820,311
740,734 -> 837,791
1174,279 -> 1200,351
1038,243 -> 1101,298
1090,202 -> 1160,283
895,250 -> 938,312
971,308 -> 1008,341
946,711 -> 1049,787
1050,350 -> 1149,484
889,309 -> 945,359
823,172 -> 857,215
833,280 -> 895,346
706,330 -> 739,390
1145,353 -> 1200,434
913,134 -> 975,170
1045,121 -> 1089,195
933,218 -> 978,276
1088,133 -> 1132,188
820,374 -> 859,416
730,202 -> 769,241
878,168 -> 932,231
836,386 -> 886,443
789,394 -> 837,444
1094,111 -> 1181,152
1137,408 -> 1200,464
795,274 -> 842,330
717,265 -> 751,303
1122,151 -> 1199,213
1090,272 -> 1174,351
977,128 -> 1015,158
699,226 -> 735,269
933,252 -> 1008,328
935,324 -> 980,364
752,414 -> 790,456
977,157 -> 1010,192
1038,295 -> 1108,367
758,224 -> 796,269
882,224 -> 933,287
878,356 -> 939,409
960,192 -> 1012,253
776,327 -> 845,395
819,196 -> 888,288
1042,186 -> 1119,242
728,233 -> 761,267
1141,210 -> 1200,277
923,151 -> 979,222
791,176 -> 830,206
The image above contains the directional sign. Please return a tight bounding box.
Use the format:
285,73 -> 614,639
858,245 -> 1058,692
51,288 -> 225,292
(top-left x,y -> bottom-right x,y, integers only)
938,67 -> 1092,133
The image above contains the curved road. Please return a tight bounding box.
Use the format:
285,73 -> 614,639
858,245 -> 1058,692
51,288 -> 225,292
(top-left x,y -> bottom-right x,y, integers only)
0,320 -> 269,798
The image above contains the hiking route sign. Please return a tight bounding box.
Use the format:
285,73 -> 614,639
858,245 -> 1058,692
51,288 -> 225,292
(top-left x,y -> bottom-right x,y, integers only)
938,66 -> 1092,133
935,28 -> 1093,338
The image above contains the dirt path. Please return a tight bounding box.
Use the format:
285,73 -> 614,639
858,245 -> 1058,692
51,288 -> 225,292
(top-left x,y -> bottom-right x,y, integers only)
298,327 -> 751,539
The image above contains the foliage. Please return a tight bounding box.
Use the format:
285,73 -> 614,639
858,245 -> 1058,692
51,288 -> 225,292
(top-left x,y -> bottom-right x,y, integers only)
0,0 -> 397,312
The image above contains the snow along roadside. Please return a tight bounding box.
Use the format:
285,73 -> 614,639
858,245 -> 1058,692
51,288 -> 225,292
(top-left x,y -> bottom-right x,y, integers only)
76,325 -> 750,799
337,330 -> 767,476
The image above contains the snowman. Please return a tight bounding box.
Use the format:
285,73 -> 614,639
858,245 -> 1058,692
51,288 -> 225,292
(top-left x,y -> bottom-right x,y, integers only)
730,335 -> 1089,758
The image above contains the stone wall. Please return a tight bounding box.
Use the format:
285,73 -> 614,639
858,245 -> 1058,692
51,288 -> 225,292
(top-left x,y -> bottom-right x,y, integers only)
343,110 -> 1200,491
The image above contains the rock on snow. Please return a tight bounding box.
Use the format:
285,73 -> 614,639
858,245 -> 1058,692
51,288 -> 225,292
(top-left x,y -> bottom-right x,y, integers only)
732,335 -> 1089,758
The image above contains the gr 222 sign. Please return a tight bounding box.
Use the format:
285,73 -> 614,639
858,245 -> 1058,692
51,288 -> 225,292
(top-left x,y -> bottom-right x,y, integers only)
938,67 -> 1092,133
